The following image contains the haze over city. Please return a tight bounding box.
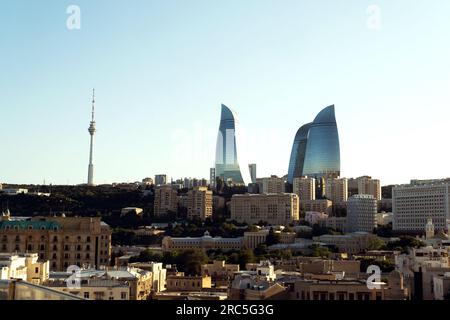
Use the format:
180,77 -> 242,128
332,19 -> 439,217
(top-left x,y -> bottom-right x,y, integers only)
1,0 -> 450,185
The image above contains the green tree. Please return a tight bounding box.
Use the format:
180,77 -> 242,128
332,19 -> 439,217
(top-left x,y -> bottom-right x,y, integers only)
309,244 -> 331,258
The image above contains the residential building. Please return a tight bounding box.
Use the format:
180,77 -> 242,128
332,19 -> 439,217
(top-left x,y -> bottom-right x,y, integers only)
0,253 -> 49,285
154,186 -> 178,217
0,213 -> 111,271
256,176 -> 285,194
166,275 -> 212,291
325,178 -> 348,205
346,194 -> 377,233
357,176 -> 381,201
187,187 -> 213,220
293,177 -> 315,201
230,193 -> 299,225
201,260 -> 239,284
301,199 -> 332,215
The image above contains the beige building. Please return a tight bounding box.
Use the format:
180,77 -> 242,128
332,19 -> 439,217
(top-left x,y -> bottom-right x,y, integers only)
0,253 -> 49,285
187,187 -> 213,220
393,182 -> 450,232
162,231 -> 243,252
166,274 -> 212,291
325,178 -> 348,205
256,176 -> 285,194
154,186 -> 178,217
230,193 -> 299,225
0,214 -> 111,271
128,262 -> 167,293
201,260 -> 239,284
357,176 -> 381,201
293,177 -> 315,201
301,199 -> 332,215
433,272 -> 450,300
313,232 -> 378,254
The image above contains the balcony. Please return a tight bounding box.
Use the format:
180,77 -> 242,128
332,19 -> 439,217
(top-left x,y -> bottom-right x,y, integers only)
0,279 -> 84,300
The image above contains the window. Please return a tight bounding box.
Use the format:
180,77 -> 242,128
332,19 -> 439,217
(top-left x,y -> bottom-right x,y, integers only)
84,292 -> 90,299
27,244 -> 33,251
35,267 -> 39,273
87,236 -> 91,243
53,236 -> 58,242
121,292 -> 127,300
53,245 -> 57,251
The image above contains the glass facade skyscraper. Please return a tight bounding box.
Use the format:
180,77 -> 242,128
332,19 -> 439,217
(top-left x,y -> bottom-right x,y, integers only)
287,105 -> 340,183
215,104 -> 247,185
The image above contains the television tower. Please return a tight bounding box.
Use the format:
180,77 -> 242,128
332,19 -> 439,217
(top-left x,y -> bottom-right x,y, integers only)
87,89 -> 96,186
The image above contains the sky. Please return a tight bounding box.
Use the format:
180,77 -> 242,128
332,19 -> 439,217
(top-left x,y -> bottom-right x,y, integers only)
1,0 -> 450,186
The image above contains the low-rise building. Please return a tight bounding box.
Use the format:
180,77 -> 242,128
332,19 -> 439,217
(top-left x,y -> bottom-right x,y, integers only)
0,253 -> 49,284
166,274 -> 212,292
301,199 -> 332,215
201,260 -> 239,284
313,232 -> 378,254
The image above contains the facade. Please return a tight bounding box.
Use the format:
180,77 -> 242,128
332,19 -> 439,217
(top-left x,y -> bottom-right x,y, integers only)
186,187 -> 213,221
214,104 -> 249,185
313,232 -> 378,254
305,212 -> 328,225
0,253 -> 49,285
209,168 -> 216,188
0,214 -> 111,271
230,193 -> 299,225
393,182 -> 450,232
433,272 -> 450,300
325,178 -> 348,205
166,275 -> 212,291
301,199 -> 332,214
346,194 -> 378,233
248,164 -> 257,184
288,105 -> 340,184
357,176 -> 381,201
293,177 -> 315,201
162,231 -> 243,252
201,260 -> 239,283
128,262 -> 167,293
154,186 -> 178,217
154,174 -> 167,186
256,176 -> 285,194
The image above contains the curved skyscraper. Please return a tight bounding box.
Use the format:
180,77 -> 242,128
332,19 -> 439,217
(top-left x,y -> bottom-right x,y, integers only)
287,105 -> 340,183
287,123 -> 311,184
215,104 -> 249,185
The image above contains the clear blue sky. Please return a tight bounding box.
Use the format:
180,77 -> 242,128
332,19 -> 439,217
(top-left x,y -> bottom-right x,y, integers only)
1,0 -> 450,186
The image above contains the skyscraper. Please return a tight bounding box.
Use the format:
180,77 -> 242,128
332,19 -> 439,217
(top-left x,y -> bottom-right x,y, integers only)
248,164 -> 257,184
87,89 -> 96,186
287,105 -> 340,184
214,104 -> 249,185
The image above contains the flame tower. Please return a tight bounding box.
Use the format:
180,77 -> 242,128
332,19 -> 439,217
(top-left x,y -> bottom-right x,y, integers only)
87,89 -> 96,186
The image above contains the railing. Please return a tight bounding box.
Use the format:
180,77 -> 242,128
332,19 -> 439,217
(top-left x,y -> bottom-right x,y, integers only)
0,279 -> 84,300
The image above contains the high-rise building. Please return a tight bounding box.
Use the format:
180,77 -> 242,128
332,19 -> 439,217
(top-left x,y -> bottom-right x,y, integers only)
214,104 -> 249,185
357,176 -> 381,201
248,164 -> 257,184
293,177 -> 316,201
210,168 -> 216,188
393,182 -> 450,232
154,186 -> 179,217
288,105 -> 340,184
187,187 -> 213,221
346,194 -> 378,233
0,213 -> 111,271
256,176 -> 285,194
230,193 -> 299,225
87,89 -> 96,186
325,178 -> 348,205
154,175 -> 167,186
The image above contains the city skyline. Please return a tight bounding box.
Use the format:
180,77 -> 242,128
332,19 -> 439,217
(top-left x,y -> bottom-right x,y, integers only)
2,1 -> 450,185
